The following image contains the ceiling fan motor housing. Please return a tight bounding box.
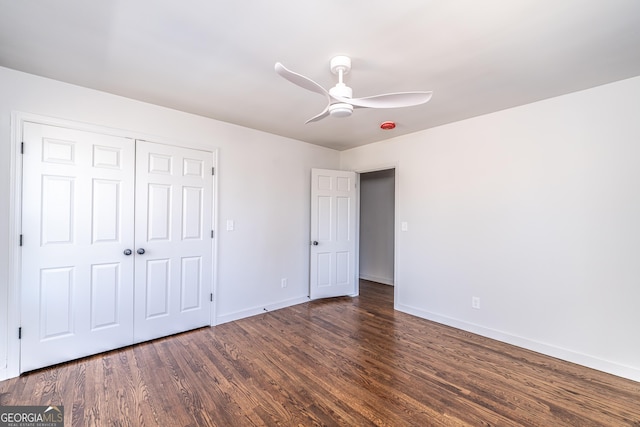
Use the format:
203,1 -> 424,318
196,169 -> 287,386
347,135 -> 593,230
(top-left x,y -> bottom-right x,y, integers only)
330,82 -> 352,99
329,78 -> 354,117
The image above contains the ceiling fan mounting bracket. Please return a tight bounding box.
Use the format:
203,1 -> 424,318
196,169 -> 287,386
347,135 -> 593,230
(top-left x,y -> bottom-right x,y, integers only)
330,56 -> 351,76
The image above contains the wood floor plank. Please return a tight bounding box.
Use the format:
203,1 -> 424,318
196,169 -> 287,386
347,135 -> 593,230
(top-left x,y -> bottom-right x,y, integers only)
1,280 -> 639,426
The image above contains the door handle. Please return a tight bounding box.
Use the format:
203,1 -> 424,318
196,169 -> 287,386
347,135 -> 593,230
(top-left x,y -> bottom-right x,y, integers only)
312,241 -> 319,246
123,249 -> 132,256
137,248 -> 146,255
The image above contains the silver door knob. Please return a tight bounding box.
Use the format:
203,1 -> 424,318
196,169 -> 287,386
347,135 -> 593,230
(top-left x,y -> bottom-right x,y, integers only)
123,249 -> 132,256
137,248 -> 146,255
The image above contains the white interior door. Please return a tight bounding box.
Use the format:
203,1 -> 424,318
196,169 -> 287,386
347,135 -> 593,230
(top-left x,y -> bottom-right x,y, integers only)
310,168 -> 357,299
21,122 -> 135,372
133,140 -> 213,342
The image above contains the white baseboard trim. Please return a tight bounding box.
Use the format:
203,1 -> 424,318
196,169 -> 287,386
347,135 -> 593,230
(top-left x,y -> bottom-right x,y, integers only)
0,367 -> 12,382
396,303 -> 640,383
215,296 -> 310,325
359,274 -> 394,286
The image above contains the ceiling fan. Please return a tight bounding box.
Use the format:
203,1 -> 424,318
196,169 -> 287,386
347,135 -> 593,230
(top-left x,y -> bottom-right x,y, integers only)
274,55 -> 433,124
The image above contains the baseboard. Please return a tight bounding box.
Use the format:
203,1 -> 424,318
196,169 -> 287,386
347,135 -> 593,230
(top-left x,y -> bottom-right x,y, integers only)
215,296 -> 310,325
396,303 -> 640,383
359,274 -> 394,286
0,367 -> 10,382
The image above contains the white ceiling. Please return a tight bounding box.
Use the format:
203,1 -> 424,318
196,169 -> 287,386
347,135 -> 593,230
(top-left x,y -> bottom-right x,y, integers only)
1,1 -> 640,151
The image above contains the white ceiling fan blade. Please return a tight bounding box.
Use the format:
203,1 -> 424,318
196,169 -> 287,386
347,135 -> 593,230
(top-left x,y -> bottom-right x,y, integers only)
340,91 -> 433,109
305,106 -> 330,124
275,62 -> 330,99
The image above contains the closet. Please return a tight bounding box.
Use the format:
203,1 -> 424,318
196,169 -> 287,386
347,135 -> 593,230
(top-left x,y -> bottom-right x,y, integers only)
20,121 -> 214,372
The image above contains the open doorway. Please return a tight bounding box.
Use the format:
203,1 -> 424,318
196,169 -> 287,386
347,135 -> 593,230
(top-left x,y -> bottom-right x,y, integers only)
359,168 -> 395,298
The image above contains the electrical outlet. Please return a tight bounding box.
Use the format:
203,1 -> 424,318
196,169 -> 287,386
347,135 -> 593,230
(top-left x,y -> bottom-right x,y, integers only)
281,278 -> 287,288
472,297 -> 481,310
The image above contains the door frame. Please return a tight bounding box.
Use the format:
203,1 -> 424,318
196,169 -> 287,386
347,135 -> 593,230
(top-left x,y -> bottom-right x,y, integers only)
309,168 -> 358,299
2,112 -> 219,380
354,162 -> 400,306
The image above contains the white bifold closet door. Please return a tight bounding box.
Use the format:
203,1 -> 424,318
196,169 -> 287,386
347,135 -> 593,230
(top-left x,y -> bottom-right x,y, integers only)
20,122 -> 213,372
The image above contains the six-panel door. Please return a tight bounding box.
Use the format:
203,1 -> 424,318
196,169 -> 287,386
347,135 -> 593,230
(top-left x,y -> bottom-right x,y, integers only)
133,141 -> 213,343
309,168 -> 357,299
21,123 -> 136,371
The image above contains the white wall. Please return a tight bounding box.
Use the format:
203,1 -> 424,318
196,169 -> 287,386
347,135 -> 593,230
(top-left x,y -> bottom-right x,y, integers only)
3,65 -> 640,383
0,67 -> 339,380
359,169 -> 395,285
341,76 -> 640,382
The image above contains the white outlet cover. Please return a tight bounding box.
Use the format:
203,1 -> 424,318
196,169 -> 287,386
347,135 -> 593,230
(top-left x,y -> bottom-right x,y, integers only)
226,219 -> 234,231
401,222 -> 408,232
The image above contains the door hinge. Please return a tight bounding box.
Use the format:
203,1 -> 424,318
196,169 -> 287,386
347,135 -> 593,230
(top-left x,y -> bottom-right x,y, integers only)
212,167 -> 215,176
210,293 -> 213,302
21,142 -> 24,154
211,230 -> 215,238
19,234 -> 23,246
18,327 -> 22,339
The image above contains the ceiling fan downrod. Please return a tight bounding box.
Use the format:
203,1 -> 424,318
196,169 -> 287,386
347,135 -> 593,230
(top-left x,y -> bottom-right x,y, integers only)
328,56 -> 354,117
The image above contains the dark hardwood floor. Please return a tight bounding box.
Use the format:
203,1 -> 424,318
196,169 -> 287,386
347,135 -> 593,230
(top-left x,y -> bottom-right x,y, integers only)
1,280 -> 639,426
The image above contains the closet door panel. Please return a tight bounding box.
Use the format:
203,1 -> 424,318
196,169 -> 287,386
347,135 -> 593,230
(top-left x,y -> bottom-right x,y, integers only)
21,122 -> 135,373
133,140 -> 213,343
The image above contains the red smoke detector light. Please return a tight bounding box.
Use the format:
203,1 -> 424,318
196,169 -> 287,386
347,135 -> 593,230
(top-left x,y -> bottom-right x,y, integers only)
380,121 -> 396,130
